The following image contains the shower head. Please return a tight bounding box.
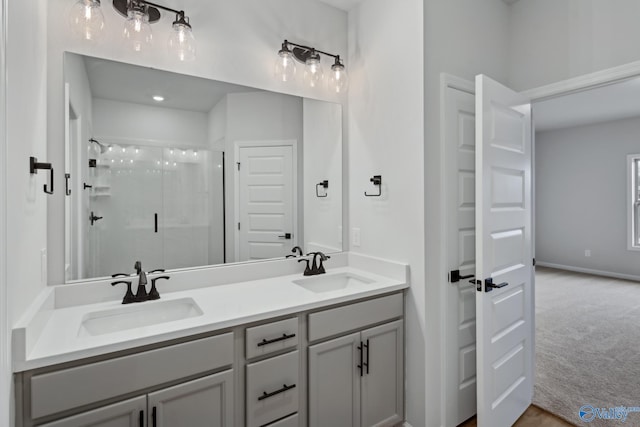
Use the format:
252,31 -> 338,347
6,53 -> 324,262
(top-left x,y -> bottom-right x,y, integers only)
89,138 -> 110,154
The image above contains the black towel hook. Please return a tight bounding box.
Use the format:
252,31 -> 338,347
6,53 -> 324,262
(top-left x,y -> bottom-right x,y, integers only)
29,157 -> 54,195
316,180 -> 329,198
364,175 -> 382,197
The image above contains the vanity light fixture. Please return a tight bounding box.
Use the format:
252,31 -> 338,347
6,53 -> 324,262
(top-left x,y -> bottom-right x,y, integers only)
69,0 -> 196,61
275,40 -> 348,93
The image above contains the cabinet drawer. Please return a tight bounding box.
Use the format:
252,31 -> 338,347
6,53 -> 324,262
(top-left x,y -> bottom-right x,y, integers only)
245,318 -> 298,360
268,413 -> 299,427
31,333 -> 234,420
308,293 -> 403,342
246,351 -> 299,427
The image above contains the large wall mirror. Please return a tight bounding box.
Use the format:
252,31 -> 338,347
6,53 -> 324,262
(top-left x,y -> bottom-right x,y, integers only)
64,52 -> 343,282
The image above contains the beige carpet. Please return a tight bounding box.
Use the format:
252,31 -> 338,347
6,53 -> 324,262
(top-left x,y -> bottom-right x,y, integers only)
534,267 -> 640,426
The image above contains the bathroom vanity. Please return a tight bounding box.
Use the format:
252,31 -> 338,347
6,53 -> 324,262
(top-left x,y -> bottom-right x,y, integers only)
13,253 -> 408,427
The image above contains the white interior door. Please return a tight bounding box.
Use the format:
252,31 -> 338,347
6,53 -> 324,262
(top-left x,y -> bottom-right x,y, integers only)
443,81 -> 478,426
238,145 -> 295,261
475,75 -> 533,427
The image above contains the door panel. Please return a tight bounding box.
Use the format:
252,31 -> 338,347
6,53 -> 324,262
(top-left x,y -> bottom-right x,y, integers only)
444,84 -> 478,426
360,320 -> 404,427
238,145 -> 294,261
148,370 -> 234,427
475,75 -> 533,427
308,333 -> 360,427
40,396 -> 146,427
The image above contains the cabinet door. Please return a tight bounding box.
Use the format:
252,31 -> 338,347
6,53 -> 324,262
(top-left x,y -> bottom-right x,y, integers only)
360,320 -> 404,427
147,370 -> 233,427
308,332 -> 361,427
40,396 -> 146,427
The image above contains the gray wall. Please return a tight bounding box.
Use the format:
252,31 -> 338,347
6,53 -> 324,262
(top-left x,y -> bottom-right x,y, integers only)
535,116 -> 640,278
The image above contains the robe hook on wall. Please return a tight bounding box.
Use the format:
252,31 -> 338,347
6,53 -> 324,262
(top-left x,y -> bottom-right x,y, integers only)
29,156 -> 54,195
316,180 -> 329,198
364,175 -> 382,197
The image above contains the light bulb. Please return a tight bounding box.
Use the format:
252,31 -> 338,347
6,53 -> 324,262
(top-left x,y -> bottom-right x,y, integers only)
303,50 -> 323,89
123,7 -> 152,52
168,14 -> 196,62
69,0 -> 105,42
329,58 -> 348,94
275,42 -> 296,82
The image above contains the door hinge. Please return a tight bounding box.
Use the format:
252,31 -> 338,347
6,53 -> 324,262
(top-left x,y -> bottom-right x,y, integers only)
533,258 -> 536,266
238,222 -> 241,230
237,162 -> 241,171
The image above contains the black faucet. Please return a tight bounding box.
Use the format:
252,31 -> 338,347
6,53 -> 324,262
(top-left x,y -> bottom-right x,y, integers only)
111,280 -> 136,304
148,270 -> 169,300
299,252 -> 331,276
134,261 -> 148,302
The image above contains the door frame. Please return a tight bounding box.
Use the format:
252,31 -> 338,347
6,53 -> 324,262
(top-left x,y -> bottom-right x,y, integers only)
439,61 -> 640,425
233,139 -> 298,262
0,0 -> 8,424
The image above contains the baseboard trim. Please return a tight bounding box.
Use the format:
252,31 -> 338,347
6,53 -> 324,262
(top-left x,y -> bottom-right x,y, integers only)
536,262 -> 640,282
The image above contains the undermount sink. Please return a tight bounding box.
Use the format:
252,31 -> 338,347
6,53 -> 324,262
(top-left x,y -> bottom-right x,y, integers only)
293,272 -> 375,293
78,298 -> 203,337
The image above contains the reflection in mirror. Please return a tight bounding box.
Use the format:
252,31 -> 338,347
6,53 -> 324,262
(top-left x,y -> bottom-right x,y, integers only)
63,52 -> 342,282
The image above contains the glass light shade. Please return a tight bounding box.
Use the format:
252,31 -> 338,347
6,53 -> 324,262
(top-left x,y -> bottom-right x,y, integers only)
123,9 -> 153,52
168,22 -> 196,62
329,61 -> 349,93
274,49 -> 297,82
69,0 -> 105,42
303,56 -> 324,89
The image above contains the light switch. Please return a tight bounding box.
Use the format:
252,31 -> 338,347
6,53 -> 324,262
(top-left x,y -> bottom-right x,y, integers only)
352,228 -> 361,247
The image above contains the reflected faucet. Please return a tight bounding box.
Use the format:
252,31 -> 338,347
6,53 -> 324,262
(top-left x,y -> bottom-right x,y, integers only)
287,246 -> 304,258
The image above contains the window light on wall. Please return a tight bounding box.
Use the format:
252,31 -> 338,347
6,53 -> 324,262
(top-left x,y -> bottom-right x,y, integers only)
69,0 -> 196,61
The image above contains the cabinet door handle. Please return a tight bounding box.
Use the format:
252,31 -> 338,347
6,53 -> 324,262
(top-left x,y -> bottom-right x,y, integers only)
363,339 -> 370,374
139,410 -> 144,427
257,333 -> 296,347
258,383 -> 296,401
152,406 -> 157,427
357,342 -> 363,377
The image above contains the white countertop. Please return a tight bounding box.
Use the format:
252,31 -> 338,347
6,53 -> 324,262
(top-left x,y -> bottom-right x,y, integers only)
12,253 -> 409,372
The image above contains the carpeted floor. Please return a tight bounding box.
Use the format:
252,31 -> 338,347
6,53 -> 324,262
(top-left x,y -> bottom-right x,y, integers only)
534,267 -> 640,427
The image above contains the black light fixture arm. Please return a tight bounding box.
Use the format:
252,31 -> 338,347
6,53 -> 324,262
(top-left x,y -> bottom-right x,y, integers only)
282,40 -> 342,61
131,0 -> 182,16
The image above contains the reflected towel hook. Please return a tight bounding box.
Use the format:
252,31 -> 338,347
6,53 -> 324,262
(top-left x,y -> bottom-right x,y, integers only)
29,157 -> 54,195
364,175 -> 382,197
315,180 -> 329,198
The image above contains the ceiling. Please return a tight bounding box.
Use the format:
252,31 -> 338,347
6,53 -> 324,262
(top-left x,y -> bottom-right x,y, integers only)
534,76 -> 640,132
82,56 -> 256,113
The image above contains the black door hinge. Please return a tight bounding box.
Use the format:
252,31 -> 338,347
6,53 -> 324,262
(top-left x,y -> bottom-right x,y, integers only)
237,162 -> 241,171
533,258 -> 536,266
238,222 -> 241,230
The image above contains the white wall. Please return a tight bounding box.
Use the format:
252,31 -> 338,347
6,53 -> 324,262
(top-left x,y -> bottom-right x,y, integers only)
422,1 -> 510,426
536,117 -> 640,278
92,98 -> 209,148
347,0 -> 424,424
508,0 -> 640,91
47,0 -> 347,285
224,91 -> 304,261
5,0 -> 48,424
0,0 -> 8,424
303,99 -> 343,253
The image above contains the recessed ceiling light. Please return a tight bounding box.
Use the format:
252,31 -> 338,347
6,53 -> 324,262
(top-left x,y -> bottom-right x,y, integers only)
153,95 -> 165,102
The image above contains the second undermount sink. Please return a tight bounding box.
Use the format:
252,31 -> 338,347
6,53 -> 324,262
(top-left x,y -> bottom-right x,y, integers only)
293,272 -> 375,293
78,297 -> 203,337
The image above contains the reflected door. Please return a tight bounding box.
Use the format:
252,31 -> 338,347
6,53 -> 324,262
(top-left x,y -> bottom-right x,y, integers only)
237,145 -> 295,261
91,145 -> 165,276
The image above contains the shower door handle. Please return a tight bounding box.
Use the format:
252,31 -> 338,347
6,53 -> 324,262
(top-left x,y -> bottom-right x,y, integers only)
154,213 -> 158,233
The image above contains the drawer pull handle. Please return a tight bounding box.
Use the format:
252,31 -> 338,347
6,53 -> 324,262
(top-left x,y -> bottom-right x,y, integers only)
257,333 -> 296,347
258,383 -> 297,401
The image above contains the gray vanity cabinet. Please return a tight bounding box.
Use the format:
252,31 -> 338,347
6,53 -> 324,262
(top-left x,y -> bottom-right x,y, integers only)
39,371 -> 234,427
147,370 -> 234,427
40,396 -> 146,427
307,293 -> 404,427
